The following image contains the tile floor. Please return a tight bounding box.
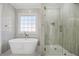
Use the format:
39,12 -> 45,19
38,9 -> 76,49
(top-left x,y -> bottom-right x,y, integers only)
0,49 -> 41,56
0,46 -> 41,56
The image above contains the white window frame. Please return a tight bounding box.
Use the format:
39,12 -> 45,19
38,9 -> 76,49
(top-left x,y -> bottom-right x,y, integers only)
17,13 -> 38,35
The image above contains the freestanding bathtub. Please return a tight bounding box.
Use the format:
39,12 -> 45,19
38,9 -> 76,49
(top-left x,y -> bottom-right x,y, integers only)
9,38 -> 38,54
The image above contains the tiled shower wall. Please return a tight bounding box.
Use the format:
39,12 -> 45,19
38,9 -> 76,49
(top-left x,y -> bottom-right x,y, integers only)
62,4 -> 79,55
62,4 -> 76,55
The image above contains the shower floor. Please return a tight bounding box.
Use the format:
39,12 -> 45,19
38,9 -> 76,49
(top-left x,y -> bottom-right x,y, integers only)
45,45 -> 75,56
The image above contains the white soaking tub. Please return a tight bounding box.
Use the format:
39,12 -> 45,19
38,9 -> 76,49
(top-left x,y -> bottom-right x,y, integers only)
9,38 -> 38,54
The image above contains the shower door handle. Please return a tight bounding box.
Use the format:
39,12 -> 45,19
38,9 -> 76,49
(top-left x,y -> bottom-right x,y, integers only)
59,25 -> 63,32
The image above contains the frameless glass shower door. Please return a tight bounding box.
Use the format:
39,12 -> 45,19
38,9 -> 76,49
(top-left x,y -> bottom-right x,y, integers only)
43,4 -> 63,56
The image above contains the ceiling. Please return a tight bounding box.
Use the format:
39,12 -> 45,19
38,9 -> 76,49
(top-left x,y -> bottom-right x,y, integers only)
10,3 -> 64,9
10,3 -> 42,9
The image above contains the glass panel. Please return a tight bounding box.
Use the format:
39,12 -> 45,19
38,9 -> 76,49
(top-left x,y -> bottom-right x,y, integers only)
44,8 -> 63,56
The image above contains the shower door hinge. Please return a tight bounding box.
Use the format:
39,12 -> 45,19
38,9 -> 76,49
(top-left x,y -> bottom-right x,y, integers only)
60,25 -> 63,32
44,6 -> 46,10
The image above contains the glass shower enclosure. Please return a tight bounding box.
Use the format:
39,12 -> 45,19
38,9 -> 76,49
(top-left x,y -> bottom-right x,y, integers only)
42,3 -> 79,56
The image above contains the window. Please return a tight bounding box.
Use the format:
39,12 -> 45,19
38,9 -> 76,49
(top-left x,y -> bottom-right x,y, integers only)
20,16 -> 36,32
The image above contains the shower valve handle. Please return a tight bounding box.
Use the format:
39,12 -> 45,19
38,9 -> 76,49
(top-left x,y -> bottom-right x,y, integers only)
60,25 -> 63,32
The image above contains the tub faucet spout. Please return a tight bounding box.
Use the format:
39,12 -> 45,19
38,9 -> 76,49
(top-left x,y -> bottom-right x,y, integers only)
24,32 -> 29,38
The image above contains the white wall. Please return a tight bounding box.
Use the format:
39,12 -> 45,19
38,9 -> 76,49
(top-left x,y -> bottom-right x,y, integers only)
15,9 -> 41,39
1,4 -> 16,53
0,4 -> 3,54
